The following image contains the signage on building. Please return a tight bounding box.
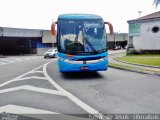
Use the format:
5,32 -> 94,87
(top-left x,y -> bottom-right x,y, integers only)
129,23 -> 141,36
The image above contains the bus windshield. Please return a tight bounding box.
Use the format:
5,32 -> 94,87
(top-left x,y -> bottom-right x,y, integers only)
58,20 -> 107,55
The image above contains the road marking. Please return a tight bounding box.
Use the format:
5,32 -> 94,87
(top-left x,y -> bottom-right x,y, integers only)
16,76 -> 47,81
23,57 -> 31,60
0,59 -> 16,63
13,59 -> 23,61
0,61 -> 102,117
43,62 -> 101,115
15,64 -> 44,80
0,57 -> 39,66
0,64 -> 44,88
0,62 -> 6,65
0,76 -> 47,88
0,104 -> 58,114
31,71 -> 43,73
0,85 -> 64,96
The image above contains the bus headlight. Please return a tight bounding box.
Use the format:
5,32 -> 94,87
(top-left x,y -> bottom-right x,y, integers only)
99,56 -> 108,62
103,56 -> 108,60
59,57 -> 69,62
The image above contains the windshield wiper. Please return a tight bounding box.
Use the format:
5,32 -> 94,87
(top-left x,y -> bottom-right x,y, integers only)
82,29 -> 97,54
83,37 -> 97,54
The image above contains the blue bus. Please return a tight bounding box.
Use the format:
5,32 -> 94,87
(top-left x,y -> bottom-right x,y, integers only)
51,14 -> 113,72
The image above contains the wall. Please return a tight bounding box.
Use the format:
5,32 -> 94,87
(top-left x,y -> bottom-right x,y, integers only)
0,27 -> 55,55
107,33 -> 128,42
0,27 -> 3,36
140,20 -> 160,50
1,27 -> 42,37
107,33 -> 128,49
42,30 -> 56,43
129,20 -> 160,51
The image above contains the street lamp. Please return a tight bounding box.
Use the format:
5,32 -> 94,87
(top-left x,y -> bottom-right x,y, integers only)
138,11 -> 142,18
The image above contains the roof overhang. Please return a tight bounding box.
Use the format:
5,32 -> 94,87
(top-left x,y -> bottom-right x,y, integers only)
127,17 -> 160,24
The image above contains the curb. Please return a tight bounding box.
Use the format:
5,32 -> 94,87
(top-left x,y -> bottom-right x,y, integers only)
108,65 -> 160,76
108,53 -> 126,56
114,58 -> 160,69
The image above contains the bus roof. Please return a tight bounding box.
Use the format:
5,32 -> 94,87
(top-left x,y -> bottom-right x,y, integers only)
58,14 -> 103,20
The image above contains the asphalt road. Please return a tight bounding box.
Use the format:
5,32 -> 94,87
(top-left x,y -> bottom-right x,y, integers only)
0,56 -> 160,120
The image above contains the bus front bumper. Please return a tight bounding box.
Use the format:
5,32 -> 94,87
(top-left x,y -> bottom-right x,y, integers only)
58,59 -> 108,72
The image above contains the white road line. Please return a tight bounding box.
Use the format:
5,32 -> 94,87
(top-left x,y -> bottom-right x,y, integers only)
43,62 -> 101,115
24,57 -> 30,60
0,64 -> 45,88
0,60 -> 102,117
30,71 -> 43,73
15,64 -> 44,80
0,85 -> 64,96
0,57 -> 38,65
0,104 -> 58,114
16,76 -> 47,81
13,59 -> 23,61
0,76 -> 47,88
0,59 -> 16,63
0,62 -> 6,65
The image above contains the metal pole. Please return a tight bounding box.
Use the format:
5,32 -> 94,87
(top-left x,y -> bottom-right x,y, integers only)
138,11 -> 142,18
29,40 -> 32,54
114,33 -> 116,47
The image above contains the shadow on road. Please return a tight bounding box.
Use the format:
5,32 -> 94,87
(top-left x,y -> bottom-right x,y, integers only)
61,72 -> 104,80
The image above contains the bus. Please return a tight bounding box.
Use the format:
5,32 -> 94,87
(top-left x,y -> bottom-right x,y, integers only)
51,14 -> 113,72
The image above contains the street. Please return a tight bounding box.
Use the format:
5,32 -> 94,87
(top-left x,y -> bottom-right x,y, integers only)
0,56 -> 160,120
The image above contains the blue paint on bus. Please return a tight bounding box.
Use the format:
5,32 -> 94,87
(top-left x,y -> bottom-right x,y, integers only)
56,14 -> 109,72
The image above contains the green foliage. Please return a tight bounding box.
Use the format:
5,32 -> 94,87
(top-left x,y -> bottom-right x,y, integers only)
117,55 -> 160,66
153,0 -> 160,8
109,62 -> 160,73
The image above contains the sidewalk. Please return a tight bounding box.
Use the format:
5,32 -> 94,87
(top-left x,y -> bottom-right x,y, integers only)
108,50 -> 160,76
108,49 -> 126,55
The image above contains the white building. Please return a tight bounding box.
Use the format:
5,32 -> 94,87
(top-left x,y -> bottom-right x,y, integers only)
127,11 -> 160,53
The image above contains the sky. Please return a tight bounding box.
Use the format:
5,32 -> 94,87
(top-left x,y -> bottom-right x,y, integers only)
0,0 -> 160,33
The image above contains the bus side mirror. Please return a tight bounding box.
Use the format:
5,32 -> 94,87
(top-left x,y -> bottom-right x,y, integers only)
51,22 -> 57,36
104,22 -> 113,35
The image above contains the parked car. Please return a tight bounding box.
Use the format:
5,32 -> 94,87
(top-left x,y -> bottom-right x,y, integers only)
113,46 -> 121,50
44,48 -> 57,58
124,45 -> 128,49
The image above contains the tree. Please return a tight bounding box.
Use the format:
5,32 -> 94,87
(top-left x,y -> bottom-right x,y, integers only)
153,0 -> 160,8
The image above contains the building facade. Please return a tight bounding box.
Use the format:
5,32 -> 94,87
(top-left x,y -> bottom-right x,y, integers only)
0,26 -> 127,55
127,11 -> 160,53
107,33 -> 128,49
0,27 -> 56,55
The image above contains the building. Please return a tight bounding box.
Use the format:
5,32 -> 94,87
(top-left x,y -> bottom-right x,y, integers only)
0,26 -> 127,55
107,33 -> 128,49
127,11 -> 160,54
0,27 -> 56,55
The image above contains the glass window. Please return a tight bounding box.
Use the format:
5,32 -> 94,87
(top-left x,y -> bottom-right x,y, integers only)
58,20 -> 107,54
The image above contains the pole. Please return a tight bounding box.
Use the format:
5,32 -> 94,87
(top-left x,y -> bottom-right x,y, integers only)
114,33 -> 116,47
29,40 -> 32,54
138,11 -> 142,18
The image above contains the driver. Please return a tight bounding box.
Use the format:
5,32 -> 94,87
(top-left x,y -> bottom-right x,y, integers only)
67,35 -> 83,51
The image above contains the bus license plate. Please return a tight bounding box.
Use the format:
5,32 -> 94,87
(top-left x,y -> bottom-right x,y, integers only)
81,66 -> 89,70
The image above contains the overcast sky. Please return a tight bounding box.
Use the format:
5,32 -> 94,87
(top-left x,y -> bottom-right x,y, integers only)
0,0 -> 159,33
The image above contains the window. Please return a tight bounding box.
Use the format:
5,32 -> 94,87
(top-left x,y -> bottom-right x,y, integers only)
152,26 -> 159,33
58,20 -> 107,54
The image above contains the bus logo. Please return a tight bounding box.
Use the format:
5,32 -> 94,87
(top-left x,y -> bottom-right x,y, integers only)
83,61 -> 87,64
